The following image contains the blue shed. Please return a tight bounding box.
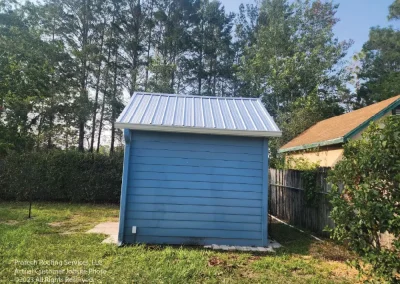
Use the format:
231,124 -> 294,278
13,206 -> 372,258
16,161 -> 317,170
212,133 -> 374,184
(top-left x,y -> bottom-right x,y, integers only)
115,92 -> 282,247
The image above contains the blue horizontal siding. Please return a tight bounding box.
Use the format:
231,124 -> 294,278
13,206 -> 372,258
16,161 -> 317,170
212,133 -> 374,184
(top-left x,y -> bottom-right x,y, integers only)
132,149 -> 262,162
133,140 -> 261,155
131,180 -> 261,192
129,172 -> 262,185
127,212 -> 262,223
126,195 -> 262,208
132,164 -> 262,177
126,203 -> 261,216
132,188 -> 262,200
125,236 -> 263,247
124,228 -> 261,240
132,131 -> 263,149
131,156 -> 262,170
123,130 -> 265,246
125,220 -> 260,231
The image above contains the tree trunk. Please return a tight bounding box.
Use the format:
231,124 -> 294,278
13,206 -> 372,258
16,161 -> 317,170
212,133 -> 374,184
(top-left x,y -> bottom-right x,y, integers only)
89,22 -> 105,153
144,0 -> 154,91
36,115 -> 43,151
198,50 -> 203,95
28,200 -> 32,219
78,0 -> 90,152
96,93 -> 106,153
47,112 -> 54,149
110,47 -> 118,154
96,43 -> 113,153
128,0 -> 141,96
197,12 -> 204,96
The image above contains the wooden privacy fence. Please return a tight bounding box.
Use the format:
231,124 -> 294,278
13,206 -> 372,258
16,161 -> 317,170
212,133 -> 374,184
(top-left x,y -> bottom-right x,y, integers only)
269,168 -> 335,236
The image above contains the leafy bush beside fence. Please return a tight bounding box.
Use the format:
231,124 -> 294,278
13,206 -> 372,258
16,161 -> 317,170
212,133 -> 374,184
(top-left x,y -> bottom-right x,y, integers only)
329,116 -> 400,283
0,151 -> 123,203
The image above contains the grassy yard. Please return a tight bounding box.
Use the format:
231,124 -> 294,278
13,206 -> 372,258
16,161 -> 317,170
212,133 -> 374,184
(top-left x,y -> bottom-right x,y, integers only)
0,202 -> 358,283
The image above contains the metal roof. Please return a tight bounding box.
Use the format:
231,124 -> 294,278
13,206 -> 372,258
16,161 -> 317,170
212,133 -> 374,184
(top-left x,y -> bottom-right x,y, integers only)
116,92 -> 282,137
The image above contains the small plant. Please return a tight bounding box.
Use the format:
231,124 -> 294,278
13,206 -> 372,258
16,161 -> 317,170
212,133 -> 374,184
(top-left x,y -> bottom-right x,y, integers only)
285,156 -> 322,206
285,156 -> 321,171
328,116 -> 400,283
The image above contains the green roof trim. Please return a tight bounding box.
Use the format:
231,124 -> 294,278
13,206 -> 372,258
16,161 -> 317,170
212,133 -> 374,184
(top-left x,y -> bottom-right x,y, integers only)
278,137 -> 344,153
279,97 -> 400,154
343,99 -> 400,141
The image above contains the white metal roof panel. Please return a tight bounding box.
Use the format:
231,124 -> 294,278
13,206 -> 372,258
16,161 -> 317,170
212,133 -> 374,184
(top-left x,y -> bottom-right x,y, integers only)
116,92 -> 282,137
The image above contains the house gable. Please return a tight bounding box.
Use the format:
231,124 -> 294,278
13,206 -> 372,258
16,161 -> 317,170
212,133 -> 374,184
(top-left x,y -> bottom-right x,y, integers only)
279,95 -> 400,154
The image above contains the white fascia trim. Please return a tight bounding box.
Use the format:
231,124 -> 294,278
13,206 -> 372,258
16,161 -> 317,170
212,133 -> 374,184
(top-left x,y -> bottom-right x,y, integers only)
115,122 -> 283,138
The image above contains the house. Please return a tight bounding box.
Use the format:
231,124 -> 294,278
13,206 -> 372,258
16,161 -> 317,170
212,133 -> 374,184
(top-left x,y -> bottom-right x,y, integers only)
115,92 -> 282,246
279,95 -> 400,168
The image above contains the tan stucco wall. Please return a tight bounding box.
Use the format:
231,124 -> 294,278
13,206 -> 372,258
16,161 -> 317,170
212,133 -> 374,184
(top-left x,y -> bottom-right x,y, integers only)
285,146 -> 344,168
350,111 -> 392,140
285,111 -> 396,168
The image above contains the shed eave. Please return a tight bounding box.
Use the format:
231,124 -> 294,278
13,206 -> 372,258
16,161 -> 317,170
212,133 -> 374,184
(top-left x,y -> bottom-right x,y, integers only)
278,137 -> 344,153
115,122 -> 282,138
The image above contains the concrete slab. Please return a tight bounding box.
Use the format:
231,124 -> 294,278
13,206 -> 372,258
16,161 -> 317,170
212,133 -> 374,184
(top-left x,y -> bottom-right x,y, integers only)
204,240 -> 281,252
269,240 -> 282,249
86,222 -> 119,244
86,222 -> 283,251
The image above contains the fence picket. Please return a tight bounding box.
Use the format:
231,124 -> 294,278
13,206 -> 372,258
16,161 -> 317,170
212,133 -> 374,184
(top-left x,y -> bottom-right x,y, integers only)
268,168 -> 333,237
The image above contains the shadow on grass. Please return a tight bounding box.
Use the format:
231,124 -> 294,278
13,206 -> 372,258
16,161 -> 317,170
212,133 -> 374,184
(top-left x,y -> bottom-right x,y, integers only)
269,221 -> 354,262
269,222 -> 314,255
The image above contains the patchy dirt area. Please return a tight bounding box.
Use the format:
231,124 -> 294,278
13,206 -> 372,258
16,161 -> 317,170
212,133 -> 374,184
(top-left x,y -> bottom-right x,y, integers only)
48,213 -> 119,236
0,220 -> 19,225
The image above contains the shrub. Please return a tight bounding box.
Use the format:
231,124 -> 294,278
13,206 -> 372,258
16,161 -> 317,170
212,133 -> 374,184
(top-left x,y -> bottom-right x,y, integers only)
328,116 -> 400,282
0,150 -> 123,203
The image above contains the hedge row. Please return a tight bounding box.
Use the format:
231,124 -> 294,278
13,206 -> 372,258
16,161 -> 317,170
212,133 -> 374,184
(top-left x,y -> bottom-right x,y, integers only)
0,150 -> 123,203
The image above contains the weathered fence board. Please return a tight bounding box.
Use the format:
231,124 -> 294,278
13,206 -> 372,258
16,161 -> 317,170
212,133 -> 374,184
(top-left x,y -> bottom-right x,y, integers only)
269,168 -> 335,236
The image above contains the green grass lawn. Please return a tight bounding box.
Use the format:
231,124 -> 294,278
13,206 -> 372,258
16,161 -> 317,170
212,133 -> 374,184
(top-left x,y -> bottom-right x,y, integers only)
0,202 -> 358,283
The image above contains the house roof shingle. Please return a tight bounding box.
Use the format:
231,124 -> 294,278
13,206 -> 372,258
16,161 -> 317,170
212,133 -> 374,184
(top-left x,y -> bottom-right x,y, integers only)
280,95 -> 400,152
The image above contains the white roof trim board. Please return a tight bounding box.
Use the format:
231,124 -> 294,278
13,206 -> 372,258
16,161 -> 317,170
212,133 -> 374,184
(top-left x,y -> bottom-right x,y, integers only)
116,92 -> 282,138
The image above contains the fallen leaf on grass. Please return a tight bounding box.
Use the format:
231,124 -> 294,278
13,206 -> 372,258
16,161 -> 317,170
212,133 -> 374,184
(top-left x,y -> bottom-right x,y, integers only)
208,256 -> 226,267
248,256 -> 261,263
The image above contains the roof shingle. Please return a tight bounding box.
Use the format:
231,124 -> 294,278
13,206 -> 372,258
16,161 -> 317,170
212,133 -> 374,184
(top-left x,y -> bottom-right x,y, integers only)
280,95 -> 400,151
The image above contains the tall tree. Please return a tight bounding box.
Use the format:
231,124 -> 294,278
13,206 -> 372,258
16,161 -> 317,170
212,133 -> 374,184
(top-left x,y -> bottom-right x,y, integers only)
232,2 -> 259,97
120,0 -> 146,96
55,0 -> 99,151
0,1 -> 73,152
239,0 -> 351,116
186,0 -> 235,96
352,0 -> 400,107
146,0 -> 197,93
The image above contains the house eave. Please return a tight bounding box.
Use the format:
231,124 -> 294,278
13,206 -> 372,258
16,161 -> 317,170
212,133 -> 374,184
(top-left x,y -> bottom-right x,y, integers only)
278,137 -> 344,153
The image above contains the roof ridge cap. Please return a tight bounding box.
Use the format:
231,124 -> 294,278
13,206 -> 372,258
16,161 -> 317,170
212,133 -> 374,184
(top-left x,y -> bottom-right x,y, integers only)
134,92 -> 260,101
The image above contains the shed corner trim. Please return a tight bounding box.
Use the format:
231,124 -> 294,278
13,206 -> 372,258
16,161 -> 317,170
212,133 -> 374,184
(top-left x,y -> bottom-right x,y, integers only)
262,138 -> 269,246
118,129 -> 132,244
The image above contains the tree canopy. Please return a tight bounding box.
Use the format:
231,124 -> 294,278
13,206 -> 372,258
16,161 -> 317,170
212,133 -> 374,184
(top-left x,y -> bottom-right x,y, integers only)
0,0 -> 398,154
353,0 -> 400,108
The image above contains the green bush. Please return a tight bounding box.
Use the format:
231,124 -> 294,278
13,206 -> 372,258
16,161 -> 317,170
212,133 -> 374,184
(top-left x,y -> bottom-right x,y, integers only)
328,116 -> 400,282
0,150 -> 123,203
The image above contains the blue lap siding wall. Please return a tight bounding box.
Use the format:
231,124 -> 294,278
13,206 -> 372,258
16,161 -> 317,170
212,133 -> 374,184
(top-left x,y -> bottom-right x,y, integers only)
118,130 -> 269,247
